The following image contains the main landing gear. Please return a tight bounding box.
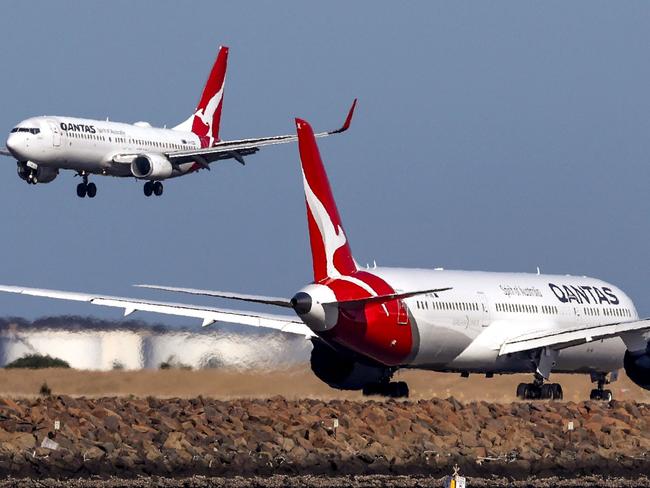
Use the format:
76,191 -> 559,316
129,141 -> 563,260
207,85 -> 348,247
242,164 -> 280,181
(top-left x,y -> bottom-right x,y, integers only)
143,181 -> 163,197
516,374 -> 564,400
362,381 -> 409,399
76,174 -> 97,198
516,347 -> 563,400
589,372 -> 614,401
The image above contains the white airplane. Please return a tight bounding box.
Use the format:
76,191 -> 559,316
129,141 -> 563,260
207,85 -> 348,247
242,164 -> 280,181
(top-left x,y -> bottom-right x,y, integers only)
0,46 -> 355,198
1,117 -> 649,401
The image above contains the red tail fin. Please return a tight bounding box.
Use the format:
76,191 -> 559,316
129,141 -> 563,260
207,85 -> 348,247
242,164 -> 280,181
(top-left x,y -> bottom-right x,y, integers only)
174,46 -> 228,145
295,118 -> 357,282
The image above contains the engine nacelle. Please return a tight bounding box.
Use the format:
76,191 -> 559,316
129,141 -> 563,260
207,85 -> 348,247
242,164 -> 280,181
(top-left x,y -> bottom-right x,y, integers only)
130,153 -> 173,180
310,341 -> 388,390
17,161 -> 58,184
624,349 -> 650,390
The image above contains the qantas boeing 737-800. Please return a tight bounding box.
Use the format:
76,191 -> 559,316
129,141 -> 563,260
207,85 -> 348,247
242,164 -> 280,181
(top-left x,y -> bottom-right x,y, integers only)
0,46 -> 355,198
1,118 -> 649,400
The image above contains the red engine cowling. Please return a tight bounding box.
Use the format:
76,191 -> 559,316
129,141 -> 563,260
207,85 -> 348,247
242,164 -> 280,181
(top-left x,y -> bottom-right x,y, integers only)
322,271 -> 416,367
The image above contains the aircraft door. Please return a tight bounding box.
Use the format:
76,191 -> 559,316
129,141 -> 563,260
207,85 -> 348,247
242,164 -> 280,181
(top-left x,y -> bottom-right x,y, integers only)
397,299 -> 408,325
476,292 -> 490,328
49,121 -> 61,147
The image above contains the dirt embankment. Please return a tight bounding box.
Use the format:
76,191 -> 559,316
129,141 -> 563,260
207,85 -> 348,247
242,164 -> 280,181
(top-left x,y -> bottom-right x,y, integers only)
0,395 -> 647,479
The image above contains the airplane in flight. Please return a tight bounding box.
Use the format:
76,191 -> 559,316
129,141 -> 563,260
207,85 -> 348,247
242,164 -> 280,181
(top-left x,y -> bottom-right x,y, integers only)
0,46 -> 355,198
1,118 -> 649,401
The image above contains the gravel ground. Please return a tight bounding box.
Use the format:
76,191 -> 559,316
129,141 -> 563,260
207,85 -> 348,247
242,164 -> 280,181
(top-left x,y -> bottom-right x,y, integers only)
1,475 -> 650,488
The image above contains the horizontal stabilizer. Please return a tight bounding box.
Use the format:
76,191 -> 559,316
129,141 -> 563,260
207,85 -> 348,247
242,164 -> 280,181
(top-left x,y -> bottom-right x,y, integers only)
325,287 -> 452,307
135,284 -> 292,308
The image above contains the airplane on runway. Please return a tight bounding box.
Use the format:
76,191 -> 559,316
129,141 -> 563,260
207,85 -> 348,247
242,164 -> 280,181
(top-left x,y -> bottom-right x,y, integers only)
0,46 -> 355,198
1,117 -> 649,401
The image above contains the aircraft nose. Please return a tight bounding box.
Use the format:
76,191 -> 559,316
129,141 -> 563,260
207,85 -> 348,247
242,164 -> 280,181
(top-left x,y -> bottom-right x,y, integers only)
5,134 -> 16,152
5,133 -> 26,160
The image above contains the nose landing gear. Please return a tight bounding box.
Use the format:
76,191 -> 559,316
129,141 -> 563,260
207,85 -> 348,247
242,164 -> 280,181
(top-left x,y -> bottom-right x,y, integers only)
17,162 -> 37,184
144,181 -> 163,197
75,173 -> 97,198
589,372 -> 614,401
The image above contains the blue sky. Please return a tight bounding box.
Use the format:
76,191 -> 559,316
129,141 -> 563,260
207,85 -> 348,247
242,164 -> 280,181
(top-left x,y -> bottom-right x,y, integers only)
1,2 -> 649,324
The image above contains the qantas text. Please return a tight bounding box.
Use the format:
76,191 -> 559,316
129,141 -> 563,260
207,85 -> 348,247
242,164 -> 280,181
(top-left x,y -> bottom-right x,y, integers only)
548,283 -> 619,305
60,123 -> 96,134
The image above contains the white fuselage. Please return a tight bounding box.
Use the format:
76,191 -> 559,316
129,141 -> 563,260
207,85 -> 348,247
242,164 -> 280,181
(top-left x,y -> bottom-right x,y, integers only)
375,267 -> 634,374
6,116 -> 202,178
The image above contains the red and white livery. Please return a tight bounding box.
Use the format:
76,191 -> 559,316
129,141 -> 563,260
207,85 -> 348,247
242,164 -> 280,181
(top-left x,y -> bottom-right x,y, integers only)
1,116 -> 650,401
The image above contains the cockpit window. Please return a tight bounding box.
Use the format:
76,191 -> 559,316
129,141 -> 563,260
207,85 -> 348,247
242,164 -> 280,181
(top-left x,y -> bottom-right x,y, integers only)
10,128 -> 40,134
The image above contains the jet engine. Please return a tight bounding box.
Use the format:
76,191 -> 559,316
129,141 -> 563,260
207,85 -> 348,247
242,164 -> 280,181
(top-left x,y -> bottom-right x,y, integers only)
130,153 -> 173,180
624,348 -> 650,390
310,341 -> 388,390
17,161 -> 58,184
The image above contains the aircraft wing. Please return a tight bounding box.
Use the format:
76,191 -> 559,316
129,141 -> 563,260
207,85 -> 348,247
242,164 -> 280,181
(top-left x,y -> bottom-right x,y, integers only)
498,318 -> 650,355
110,100 -> 356,168
166,99 -> 357,167
0,285 -> 314,337
0,147 -> 11,157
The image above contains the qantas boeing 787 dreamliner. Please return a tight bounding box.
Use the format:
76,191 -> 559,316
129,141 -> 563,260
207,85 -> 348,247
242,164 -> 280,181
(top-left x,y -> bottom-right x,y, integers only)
0,46 -> 355,198
1,118 -> 649,400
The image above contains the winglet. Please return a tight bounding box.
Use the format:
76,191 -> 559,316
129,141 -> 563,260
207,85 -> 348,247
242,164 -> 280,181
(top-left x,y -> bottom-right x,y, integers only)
329,99 -> 357,134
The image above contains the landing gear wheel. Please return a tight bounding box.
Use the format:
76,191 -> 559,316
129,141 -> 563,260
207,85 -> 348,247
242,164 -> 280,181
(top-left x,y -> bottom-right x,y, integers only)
389,381 -> 409,398
591,388 -> 612,401
524,384 -> 539,400
540,384 -> 554,399
516,379 -> 563,401
362,383 -> 382,396
590,373 -> 613,401
86,182 -> 97,198
362,381 -> 409,398
76,183 -> 87,198
153,181 -> 163,196
516,383 -> 527,400
143,181 -> 153,197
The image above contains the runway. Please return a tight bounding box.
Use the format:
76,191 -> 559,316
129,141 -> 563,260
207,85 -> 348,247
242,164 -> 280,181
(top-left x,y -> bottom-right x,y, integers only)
0,367 -> 646,403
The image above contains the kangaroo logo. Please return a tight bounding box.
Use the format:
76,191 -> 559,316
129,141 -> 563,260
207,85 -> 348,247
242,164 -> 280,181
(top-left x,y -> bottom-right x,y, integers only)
192,86 -> 224,140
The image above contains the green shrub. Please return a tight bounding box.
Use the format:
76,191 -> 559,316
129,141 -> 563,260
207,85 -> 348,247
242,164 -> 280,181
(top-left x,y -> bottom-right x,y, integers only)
159,355 -> 191,370
39,382 -> 52,397
6,354 -> 70,369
